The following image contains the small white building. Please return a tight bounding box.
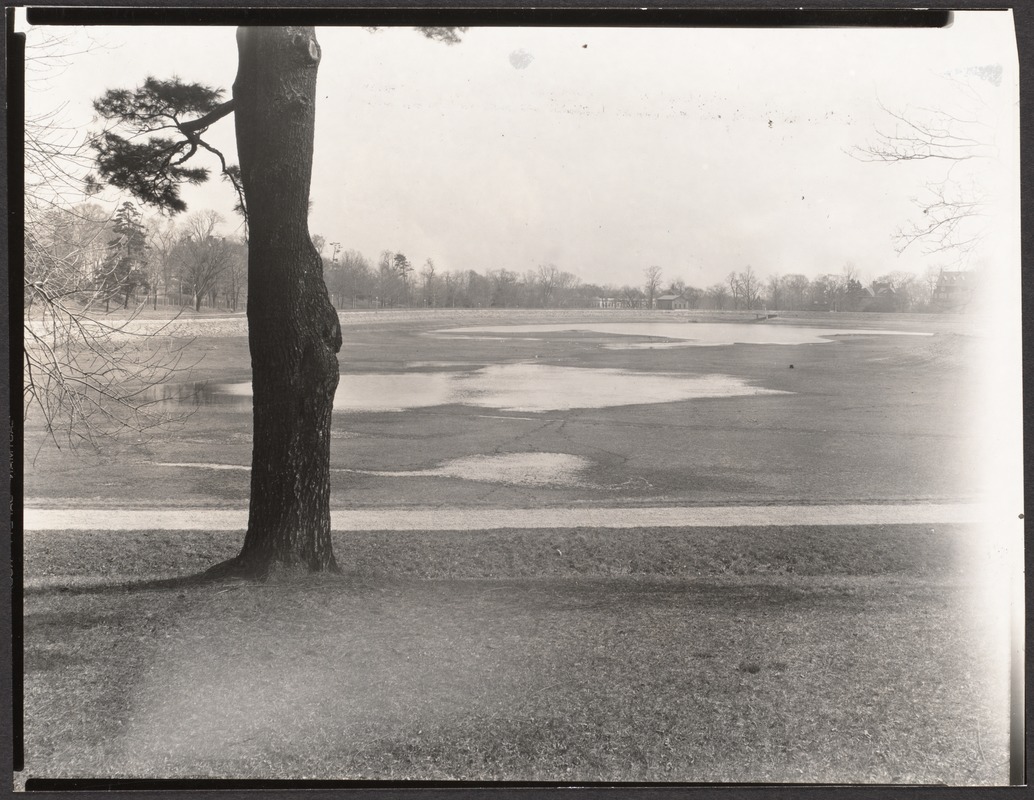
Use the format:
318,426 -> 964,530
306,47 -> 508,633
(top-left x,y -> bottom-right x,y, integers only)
656,293 -> 690,310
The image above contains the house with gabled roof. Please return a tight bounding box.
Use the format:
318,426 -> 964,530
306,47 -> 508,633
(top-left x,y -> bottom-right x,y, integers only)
655,293 -> 690,310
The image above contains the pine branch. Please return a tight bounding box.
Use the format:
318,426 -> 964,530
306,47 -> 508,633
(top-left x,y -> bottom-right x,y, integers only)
178,99 -> 236,136
91,80 -> 238,214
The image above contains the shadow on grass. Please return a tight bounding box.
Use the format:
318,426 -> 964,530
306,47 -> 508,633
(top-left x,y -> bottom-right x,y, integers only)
23,567 -> 868,611
24,573 -> 227,598
23,559 -> 360,598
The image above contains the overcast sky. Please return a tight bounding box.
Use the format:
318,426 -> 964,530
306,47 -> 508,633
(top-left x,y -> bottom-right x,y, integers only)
22,12 -> 1019,289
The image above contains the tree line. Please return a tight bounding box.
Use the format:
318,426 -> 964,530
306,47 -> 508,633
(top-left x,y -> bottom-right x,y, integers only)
28,194 -> 958,317
318,250 -> 590,310
26,200 -> 248,315
318,249 -> 958,314
669,263 -> 951,313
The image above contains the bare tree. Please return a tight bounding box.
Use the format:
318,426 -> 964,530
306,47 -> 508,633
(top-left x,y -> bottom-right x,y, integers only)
377,250 -> 400,307
23,33 -> 193,451
766,274 -> 782,310
26,203 -> 111,311
330,249 -> 374,308
537,263 -> 560,307
737,265 -> 762,310
779,274 -> 810,311
643,265 -> 663,309
706,282 -> 729,310
726,271 -> 741,309
145,214 -> 178,308
535,263 -> 578,308
489,268 -> 521,308
620,285 -> 646,309
553,269 -> 579,308
441,271 -> 455,307
222,237 -> 248,312
420,257 -> 437,307
175,210 -> 234,311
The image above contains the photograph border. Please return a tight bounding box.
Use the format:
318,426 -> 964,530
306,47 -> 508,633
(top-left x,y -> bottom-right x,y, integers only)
7,1 -> 1030,797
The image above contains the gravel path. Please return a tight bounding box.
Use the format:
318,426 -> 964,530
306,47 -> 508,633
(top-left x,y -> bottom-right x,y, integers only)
22,503 -> 985,531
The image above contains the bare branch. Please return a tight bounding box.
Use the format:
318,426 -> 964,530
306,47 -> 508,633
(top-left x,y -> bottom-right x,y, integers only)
851,81 -> 999,267
24,35 -> 204,454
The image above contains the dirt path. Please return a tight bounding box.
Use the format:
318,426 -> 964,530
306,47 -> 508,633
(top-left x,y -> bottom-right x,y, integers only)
22,503 -> 985,531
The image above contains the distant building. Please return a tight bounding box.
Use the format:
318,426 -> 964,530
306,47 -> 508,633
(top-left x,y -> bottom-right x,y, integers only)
656,293 -> 690,310
931,270 -> 975,312
860,281 -> 899,313
595,295 -> 648,309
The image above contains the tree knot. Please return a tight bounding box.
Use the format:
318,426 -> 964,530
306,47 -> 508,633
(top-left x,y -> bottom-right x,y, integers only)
292,31 -> 320,64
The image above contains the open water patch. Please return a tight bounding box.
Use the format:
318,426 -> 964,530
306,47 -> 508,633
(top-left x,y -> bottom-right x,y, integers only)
433,322 -> 931,348
150,452 -> 591,487
196,363 -> 787,414
343,452 -> 591,487
452,364 -> 786,412
156,462 -> 248,471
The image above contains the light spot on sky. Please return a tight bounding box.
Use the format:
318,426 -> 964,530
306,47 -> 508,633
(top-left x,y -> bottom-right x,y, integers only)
508,49 -> 534,69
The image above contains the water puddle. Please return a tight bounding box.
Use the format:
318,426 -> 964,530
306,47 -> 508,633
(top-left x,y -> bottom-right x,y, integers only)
154,452 -> 591,488
344,452 -> 591,487
433,322 -> 931,348
188,364 -> 787,414
456,364 -> 786,412
336,372 -> 457,412
144,323 -> 922,415
156,462 -> 248,471
405,361 -> 484,369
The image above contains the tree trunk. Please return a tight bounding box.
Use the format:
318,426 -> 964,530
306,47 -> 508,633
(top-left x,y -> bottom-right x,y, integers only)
215,26 -> 342,579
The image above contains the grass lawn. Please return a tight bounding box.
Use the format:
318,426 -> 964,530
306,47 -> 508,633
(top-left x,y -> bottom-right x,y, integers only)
22,524 -> 1012,784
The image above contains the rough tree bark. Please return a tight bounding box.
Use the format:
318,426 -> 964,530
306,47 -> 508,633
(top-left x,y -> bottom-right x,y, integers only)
212,27 -> 342,578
